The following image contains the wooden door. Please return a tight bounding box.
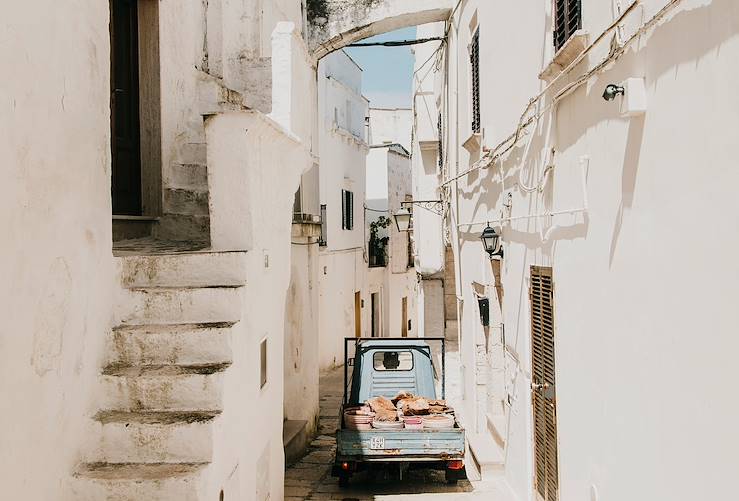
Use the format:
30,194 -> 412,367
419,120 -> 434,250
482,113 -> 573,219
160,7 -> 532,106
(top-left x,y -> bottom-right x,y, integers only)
401,297 -> 408,337
530,266 -> 559,501
354,292 -> 361,338
110,0 -> 142,215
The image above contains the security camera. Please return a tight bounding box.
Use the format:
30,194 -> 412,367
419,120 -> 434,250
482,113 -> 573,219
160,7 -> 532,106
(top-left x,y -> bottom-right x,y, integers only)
602,84 -> 625,101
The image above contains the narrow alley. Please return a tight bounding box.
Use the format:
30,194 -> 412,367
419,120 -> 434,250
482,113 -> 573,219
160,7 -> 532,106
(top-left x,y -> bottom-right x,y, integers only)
6,1 -> 739,500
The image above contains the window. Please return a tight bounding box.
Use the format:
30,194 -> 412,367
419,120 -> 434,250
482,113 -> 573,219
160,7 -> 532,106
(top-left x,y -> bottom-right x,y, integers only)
341,190 -> 354,230
470,28 -> 481,133
259,338 -> 267,389
438,113 -> 444,170
319,204 -> 327,246
554,0 -> 582,51
373,351 -> 414,371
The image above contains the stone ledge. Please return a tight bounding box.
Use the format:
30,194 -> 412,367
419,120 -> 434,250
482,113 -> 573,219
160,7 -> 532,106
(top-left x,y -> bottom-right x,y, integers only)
539,30 -> 589,82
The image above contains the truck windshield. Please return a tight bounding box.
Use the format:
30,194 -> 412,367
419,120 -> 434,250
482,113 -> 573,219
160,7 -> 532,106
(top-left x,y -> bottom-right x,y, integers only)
373,351 -> 413,371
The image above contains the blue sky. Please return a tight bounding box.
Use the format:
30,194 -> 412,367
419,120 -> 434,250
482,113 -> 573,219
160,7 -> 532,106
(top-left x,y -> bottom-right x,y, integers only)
345,27 -> 417,109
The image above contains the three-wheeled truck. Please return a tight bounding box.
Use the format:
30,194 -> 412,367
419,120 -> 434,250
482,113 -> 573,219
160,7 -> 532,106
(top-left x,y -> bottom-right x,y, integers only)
331,337 -> 466,487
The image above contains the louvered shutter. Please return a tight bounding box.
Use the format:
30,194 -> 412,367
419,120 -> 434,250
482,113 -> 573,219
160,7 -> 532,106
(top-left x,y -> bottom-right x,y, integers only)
554,0 -> 582,51
530,266 -> 559,501
470,29 -> 481,133
341,190 -> 349,230
347,191 -> 354,230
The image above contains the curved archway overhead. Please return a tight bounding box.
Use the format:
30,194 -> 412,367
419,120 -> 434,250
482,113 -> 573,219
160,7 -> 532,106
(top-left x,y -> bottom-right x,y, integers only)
308,0 -> 453,60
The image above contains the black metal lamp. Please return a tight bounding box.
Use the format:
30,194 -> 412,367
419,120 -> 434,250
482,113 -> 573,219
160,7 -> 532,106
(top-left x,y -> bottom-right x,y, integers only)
393,208 -> 412,232
481,224 -> 504,259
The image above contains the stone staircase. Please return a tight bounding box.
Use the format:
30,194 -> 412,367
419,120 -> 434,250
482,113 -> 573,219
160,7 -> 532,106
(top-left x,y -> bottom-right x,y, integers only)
73,251 -> 247,500
158,142 -> 211,244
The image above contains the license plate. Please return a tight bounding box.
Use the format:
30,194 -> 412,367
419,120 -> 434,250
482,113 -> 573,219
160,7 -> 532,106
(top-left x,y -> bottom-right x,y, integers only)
369,436 -> 385,450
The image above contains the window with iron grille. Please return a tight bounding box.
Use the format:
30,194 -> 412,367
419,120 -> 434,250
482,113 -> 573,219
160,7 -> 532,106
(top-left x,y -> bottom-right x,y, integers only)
438,113 -> 444,170
470,29 -> 481,133
554,0 -> 582,51
319,204 -> 327,246
341,190 -> 354,230
530,266 -> 559,501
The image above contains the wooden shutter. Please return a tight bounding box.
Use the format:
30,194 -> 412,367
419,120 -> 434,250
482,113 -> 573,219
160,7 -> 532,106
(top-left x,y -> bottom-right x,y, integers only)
530,266 -> 559,501
554,0 -> 582,51
347,191 -> 354,230
341,190 -> 347,230
470,29 -> 481,133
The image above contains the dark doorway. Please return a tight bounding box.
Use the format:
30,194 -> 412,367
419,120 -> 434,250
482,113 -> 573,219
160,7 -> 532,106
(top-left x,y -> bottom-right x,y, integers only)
371,292 -> 379,337
110,0 -> 142,215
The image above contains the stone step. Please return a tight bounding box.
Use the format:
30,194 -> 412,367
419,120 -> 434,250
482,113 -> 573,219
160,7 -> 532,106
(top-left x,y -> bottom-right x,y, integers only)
155,214 -> 210,244
179,142 -> 207,165
108,322 -> 234,367
118,251 -> 247,289
89,411 -> 216,464
467,432 -> 505,481
163,188 -> 209,216
99,364 -> 227,412
73,462 -> 206,501
166,163 -> 208,192
487,413 -> 507,449
283,419 -> 309,466
116,287 -> 242,326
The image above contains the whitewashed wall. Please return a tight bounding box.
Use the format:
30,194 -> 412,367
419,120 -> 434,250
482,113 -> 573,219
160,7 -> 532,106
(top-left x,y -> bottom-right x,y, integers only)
369,107 -> 414,151
0,2 -> 113,499
415,1 -> 739,500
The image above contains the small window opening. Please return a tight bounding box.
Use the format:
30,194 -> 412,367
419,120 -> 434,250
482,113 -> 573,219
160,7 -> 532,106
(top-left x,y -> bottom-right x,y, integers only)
470,29 -> 481,133
260,338 -> 267,389
373,351 -> 414,371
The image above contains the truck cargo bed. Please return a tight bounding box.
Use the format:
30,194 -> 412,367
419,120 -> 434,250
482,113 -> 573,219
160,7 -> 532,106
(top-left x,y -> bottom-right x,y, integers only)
337,426 -> 465,461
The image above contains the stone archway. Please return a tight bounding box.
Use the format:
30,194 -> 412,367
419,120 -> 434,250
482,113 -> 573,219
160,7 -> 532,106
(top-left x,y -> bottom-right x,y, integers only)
308,0 -> 453,59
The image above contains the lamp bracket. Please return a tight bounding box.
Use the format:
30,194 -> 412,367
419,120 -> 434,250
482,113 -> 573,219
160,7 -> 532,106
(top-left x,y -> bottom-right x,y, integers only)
401,199 -> 445,216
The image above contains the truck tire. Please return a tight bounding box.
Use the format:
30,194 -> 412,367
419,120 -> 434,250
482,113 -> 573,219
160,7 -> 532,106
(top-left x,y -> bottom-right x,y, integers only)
445,470 -> 459,485
339,475 -> 350,488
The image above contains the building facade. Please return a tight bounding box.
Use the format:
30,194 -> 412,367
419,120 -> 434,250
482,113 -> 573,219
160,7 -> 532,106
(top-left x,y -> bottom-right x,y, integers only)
3,1 -> 318,499
366,108 -> 419,339
412,1 -> 739,501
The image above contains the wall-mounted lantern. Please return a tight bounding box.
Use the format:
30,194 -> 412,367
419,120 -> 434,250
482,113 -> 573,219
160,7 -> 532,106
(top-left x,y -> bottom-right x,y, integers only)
394,200 -> 445,232
481,224 -> 504,259
393,208 -> 412,232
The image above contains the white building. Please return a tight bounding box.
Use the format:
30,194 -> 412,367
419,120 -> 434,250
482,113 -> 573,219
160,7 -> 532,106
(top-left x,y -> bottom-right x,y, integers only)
315,50 -> 371,368
3,1 -> 317,499
365,108 -> 419,338
412,1 -> 739,501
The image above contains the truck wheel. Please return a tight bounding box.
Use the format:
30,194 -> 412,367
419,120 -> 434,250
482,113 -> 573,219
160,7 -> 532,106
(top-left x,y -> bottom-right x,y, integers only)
445,470 -> 459,485
338,475 -> 350,488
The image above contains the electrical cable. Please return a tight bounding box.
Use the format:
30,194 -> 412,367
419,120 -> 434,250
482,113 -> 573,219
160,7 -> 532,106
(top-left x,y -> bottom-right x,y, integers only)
347,37 -> 444,48
439,0 -> 683,188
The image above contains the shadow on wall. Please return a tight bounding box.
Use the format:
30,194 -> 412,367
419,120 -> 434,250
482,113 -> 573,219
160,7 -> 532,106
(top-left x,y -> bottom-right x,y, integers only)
608,115 -> 644,266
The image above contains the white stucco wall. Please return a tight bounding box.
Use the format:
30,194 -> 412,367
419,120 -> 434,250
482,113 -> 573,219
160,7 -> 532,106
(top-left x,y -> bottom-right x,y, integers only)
368,107 -> 413,151
0,2 -> 114,499
415,1 -> 739,500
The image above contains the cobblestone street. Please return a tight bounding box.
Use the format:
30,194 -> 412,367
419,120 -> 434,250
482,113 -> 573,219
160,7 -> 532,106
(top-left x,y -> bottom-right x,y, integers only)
284,365 -> 514,501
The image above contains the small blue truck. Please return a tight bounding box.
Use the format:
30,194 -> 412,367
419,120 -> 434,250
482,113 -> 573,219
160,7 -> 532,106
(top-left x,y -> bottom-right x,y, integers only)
332,337 -> 467,486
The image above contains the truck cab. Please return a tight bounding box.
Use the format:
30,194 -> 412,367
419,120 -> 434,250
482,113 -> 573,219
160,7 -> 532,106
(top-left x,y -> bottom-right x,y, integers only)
333,338 -> 466,486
